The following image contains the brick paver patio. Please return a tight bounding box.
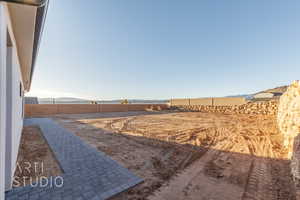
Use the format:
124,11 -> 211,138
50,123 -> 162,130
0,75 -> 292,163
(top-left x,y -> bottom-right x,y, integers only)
5,118 -> 143,200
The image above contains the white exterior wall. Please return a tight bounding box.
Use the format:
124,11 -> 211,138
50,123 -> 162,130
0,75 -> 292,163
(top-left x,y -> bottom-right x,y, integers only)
9,43 -> 24,189
0,2 -> 25,196
0,3 -> 7,200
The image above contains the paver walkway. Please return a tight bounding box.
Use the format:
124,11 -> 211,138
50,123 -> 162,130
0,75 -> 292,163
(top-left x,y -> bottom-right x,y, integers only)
5,118 -> 143,200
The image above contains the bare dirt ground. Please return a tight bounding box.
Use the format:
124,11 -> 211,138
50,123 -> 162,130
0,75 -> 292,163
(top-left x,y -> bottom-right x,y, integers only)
55,111 -> 296,200
13,126 -> 62,187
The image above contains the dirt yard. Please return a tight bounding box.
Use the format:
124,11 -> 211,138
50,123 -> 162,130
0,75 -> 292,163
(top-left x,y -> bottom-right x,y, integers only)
13,126 -> 62,187
55,111 -> 296,200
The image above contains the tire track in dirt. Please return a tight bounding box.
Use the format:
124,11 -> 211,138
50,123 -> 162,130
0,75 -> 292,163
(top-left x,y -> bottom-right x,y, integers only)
150,149 -> 245,200
56,112 -> 295,200
242,160 -> 271,200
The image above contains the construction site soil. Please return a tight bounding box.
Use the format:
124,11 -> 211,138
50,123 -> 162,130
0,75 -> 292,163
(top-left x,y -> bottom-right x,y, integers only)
54,111 -> 296,200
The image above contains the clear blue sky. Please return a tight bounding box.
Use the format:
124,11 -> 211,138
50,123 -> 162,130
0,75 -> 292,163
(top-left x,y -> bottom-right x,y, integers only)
27,0 -> 300,100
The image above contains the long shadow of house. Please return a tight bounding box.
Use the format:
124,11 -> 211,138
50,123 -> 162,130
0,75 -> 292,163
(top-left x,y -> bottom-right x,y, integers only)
58,112 -> 298,200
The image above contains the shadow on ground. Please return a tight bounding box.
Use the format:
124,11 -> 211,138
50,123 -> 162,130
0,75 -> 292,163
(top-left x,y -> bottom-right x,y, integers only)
52,111 -> 298,200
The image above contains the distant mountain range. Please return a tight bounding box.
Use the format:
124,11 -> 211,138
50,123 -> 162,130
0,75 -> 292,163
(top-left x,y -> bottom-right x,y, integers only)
38,97 -> 88,103
262,86 -> 288,93
226,94 -> 253,100
226,85 -> 288,100
33,85 -> 288,104
38,97 -> 168,104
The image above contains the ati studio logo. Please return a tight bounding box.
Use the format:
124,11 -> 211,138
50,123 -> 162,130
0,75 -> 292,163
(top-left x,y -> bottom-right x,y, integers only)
13,162 -> 64,188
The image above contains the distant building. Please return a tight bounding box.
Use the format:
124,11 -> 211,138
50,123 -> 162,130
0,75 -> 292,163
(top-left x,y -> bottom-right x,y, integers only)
25,97 -> 39,104
253,92 -> 282,99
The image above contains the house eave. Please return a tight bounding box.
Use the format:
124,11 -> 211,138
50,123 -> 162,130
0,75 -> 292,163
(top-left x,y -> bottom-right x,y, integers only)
29,1 -> 49,90
0,0 -> 47,7
1,0 -> 49,91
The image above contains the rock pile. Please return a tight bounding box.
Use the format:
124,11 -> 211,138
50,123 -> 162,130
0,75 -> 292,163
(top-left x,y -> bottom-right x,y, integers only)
278,80 -> 300,150
277,80 -> 300,181
174,100 -> 278,115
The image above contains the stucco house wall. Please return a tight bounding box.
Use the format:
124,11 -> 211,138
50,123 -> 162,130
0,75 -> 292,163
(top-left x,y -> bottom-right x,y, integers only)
0,2 -> 25,196
0,4 -> 7,200
7,37 -> 24,191
0,1 -> 48,198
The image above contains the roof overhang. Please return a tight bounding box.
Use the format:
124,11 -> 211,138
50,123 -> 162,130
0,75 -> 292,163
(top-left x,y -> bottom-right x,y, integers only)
1,0 -> 49,91
3,0 -> 47,7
